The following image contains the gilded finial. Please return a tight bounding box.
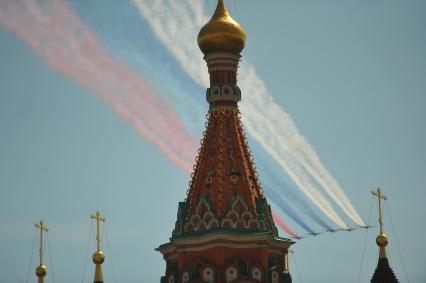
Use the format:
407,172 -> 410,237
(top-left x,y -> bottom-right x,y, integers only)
198,0 -> 246,54
34,220 -> 48,283
91,211 -> 106,283
372,188 -> 389,259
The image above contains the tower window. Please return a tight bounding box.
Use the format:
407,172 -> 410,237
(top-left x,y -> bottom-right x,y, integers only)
194,263 -> 202,279
239,260 -> 249,277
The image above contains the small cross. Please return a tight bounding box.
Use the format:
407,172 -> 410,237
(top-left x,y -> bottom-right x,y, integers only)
91,211 -> 105,251
372,188 -> 387,234
34,220 -> 48,265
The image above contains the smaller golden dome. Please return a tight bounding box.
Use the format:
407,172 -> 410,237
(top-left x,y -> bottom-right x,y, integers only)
198,0 -> 246,54
36,265 -> 47,277
92,251 -> 105,264
376,233 -> 389,247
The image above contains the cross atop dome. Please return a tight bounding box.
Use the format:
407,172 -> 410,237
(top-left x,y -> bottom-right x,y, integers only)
35,220 -> 48,283
91,211 -> 106,283
370,188 -> 399,283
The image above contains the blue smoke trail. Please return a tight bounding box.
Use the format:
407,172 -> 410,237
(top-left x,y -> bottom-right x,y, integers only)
264,187 -> 316,234
249,136 -> 335,231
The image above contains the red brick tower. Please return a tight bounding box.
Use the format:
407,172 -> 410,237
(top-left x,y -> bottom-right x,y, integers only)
157,1 -> 294,282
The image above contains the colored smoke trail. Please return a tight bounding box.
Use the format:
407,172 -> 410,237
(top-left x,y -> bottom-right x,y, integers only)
239,65 -> 365,227
132,0 -> 365,228
86,0 -> 329,234
76,0 -> 311,235
265,189 -> 316,235
272,211 -> 299,239
0,0 -> 198,173
0,0 -> 298,237
250,136 -> 335,231
239,68 -> 348,229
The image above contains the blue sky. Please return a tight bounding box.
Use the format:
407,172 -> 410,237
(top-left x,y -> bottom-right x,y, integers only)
0,0 -> 425,282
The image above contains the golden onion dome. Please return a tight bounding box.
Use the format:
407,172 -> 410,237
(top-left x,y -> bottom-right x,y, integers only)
198,0 -> 246,55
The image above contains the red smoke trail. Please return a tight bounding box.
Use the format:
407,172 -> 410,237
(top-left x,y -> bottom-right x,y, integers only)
0,0 -> 298,239
272,212 -> 299,239
0,0 -> 197,172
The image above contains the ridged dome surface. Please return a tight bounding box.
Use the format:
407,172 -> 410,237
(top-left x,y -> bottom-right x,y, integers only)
198,0 -> 246,54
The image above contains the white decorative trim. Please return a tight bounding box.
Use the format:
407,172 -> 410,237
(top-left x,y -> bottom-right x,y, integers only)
183,222 -> 195,232
196,220 -> 208,231
251,267 -> 262,281
190,214 -> 201,223
182,272 -> 189,283
226,267 -> 238,283
207,219 -> 220,229
226,210 -> 239,220
203,267 -> 214,283
203,212 -> 215,222
248,219 -> 259,229
231,194 -> 249,212
176,243 -> 267,253
271,270 -> 279,283
242,211 -> 253,221
157,231 -> 293,255
205,52 -> 241,61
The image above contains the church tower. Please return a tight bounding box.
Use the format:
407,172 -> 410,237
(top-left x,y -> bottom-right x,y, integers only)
157,1 -> 294,282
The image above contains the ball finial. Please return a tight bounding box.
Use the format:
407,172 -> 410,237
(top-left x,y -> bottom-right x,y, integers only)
198,0 -> 246,55
376,233 -> 389,247
36,265 -> 47,277
92,250 -> 105,264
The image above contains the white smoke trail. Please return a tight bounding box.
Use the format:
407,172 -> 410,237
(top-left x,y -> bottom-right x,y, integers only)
131,0 -> 365,227
238,65 -> 347,228
238,64 -> 366,227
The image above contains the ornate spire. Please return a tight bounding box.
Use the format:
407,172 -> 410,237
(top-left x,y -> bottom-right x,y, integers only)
35,220 -> 48,283
370,188 -> 399,283
157,3 -> 293,282
198,0 -> 246,55
172,0 -> 277,238
91,211 -> 106,283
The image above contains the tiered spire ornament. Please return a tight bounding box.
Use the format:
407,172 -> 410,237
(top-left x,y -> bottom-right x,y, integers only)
158,1 -> 293,283
91,211 -> 106,283
35,220 -> 48,283
370,188 -> 399,283
178,0 -> 277,235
